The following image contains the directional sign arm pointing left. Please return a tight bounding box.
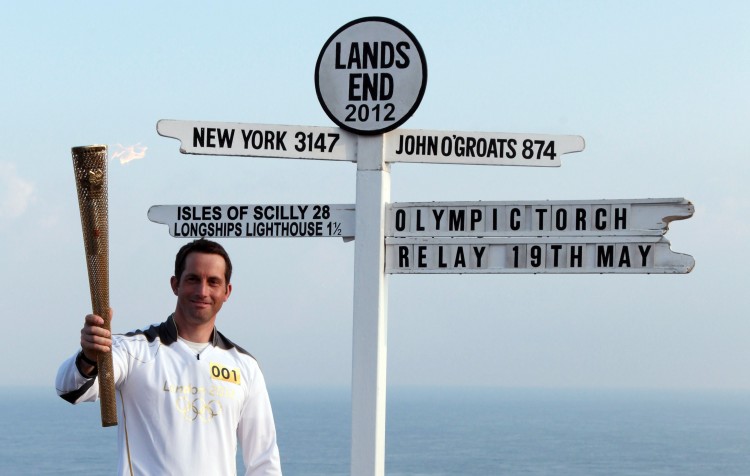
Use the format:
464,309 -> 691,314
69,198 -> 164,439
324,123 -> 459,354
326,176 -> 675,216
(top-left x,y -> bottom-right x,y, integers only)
157,119 -> 359,162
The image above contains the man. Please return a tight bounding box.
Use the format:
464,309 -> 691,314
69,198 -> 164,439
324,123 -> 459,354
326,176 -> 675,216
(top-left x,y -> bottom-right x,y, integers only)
56,239 -> 282,475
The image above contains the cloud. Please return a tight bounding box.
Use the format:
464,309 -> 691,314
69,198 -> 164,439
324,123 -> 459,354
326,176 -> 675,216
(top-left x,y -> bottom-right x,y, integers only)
111,143 -> 147,165
0,161 -> 35,220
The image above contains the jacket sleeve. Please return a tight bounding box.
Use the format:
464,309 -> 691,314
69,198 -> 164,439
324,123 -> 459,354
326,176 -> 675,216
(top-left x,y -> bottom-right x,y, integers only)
55,336 -> 128,404
55,350 -> 100,404
238,363 -> 282,476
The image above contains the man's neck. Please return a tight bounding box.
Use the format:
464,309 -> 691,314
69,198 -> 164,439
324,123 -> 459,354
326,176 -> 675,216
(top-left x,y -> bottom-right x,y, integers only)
172,313 -> 214,343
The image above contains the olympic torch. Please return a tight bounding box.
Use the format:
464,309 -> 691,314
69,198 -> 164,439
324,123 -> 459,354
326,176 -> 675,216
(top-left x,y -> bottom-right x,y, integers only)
71,145 -> 117,427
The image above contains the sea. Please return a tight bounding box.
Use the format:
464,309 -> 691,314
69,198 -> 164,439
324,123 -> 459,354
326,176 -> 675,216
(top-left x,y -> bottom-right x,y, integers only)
2,386 -> 749,475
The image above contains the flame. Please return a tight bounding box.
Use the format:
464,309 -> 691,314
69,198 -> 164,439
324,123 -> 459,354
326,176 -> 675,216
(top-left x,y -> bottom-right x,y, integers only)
112,143 -> 147,165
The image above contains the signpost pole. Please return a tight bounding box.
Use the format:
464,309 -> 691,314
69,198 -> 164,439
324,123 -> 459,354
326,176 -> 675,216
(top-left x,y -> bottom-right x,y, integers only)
350,135 -> 390,476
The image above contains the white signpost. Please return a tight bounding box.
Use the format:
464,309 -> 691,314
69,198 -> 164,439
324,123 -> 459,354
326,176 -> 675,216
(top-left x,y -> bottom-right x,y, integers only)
153,16 -> 694,476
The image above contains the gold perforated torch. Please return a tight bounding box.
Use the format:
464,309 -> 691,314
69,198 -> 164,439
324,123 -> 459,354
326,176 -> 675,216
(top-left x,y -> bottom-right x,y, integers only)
71,145 -> 117,427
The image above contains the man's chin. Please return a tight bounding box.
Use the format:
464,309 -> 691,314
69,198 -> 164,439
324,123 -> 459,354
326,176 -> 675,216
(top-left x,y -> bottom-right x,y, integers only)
181,310 -> 215,324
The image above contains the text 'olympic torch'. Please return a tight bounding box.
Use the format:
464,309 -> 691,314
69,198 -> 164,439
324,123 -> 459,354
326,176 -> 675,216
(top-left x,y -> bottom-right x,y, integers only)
71,145 -> 117,427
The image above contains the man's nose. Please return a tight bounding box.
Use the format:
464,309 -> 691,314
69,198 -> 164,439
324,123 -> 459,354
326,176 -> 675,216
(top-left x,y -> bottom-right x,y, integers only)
196,280 -> 210,296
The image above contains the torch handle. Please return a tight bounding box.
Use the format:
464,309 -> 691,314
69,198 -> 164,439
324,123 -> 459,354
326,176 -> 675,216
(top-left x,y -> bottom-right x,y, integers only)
94,303 -> 118,427
72,145 -> 117,427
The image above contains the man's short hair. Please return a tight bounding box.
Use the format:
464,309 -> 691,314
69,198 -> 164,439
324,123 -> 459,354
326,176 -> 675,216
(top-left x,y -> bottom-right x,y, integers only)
174,239 -> 233,284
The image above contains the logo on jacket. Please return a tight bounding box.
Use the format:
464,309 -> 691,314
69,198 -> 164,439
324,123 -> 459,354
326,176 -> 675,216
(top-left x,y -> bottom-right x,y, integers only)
175,396 -> 223,422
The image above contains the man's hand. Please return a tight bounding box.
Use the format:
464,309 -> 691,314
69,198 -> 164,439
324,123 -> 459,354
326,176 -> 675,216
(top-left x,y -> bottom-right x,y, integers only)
78,309 -> 113,375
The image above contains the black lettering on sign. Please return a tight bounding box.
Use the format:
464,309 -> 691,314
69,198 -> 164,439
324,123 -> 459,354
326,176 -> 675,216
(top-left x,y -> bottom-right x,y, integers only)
311,205 -> 327,220
576,208 -> 587,231
175,222 -> 241,238
418,246 -> 428,268
534,207 -> 548,231
618,246 -> 631,267
345,42 -> 362,68
277,131 -> 288,150
529,245 -> 543,268
449,209 -> 465,232
345,103 -> 396,122
394,209 -> 406,232
241,130 -> 287,151
473,246 -> 486,267
217,129 -> 234,148
440,137 -> 452,156
470,209 -> 482,231
521,140 -> 556,160
432,209 -> 444,231
597,245 -> 614,267
264,131 -> 275,149
595,208 -> 608,231
395,135 -> 440,156
335,43 -> 346,69
348,73 -> 394,101
549,244 -> 563,267
438,246 -> 448,268
614,207 -> 627,230
335,41 -> 409,69
511,245 -> 523,268
554,208 -> 567,231
194,128 -> 235,148
178,206 -> 222,220
507,139 -> 517,158
415,209 -> 425,231
570,245 -> 583,268
454,247 -> 466,268
295,132 -> 339,153
638,245 -> 652,266
193,127 -> 204,147
396,42 -> 410,68
509,208 -> 522,231
464,137 -> 476,157
226,206 -> 249,220
348,73 -> 363,100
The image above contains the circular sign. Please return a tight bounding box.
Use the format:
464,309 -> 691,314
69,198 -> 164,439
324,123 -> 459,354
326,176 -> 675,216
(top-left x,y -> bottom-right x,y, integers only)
315,17 -> 428,136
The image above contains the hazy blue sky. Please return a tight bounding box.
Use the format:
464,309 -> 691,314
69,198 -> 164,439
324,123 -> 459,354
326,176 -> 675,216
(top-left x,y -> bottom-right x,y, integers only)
1,1 -> 748,390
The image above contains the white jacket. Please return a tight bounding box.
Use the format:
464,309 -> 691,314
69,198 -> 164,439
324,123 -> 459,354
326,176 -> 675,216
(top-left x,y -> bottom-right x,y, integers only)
56,314 -> 282,476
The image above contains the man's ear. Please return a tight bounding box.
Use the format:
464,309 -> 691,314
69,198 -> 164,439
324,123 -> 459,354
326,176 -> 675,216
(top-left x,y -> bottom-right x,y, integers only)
170,276 -> 178,295
224,283 -> 233,302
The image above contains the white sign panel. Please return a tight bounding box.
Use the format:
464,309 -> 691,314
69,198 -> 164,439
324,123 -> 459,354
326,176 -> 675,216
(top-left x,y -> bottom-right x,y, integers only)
157,120 -> 357,161
386,236 -> 694,274
384,129 -> 585,166
387,198 -> 693,237
148,204 -> 355,239
315,17 -> 427,135
158,119 -> 586,168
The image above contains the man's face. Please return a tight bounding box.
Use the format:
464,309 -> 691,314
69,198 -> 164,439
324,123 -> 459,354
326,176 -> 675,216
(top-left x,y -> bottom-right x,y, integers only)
171,252 -> 232,328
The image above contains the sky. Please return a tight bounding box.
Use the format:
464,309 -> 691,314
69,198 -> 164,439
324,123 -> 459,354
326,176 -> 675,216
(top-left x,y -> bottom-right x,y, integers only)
1,1 -> 748,391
